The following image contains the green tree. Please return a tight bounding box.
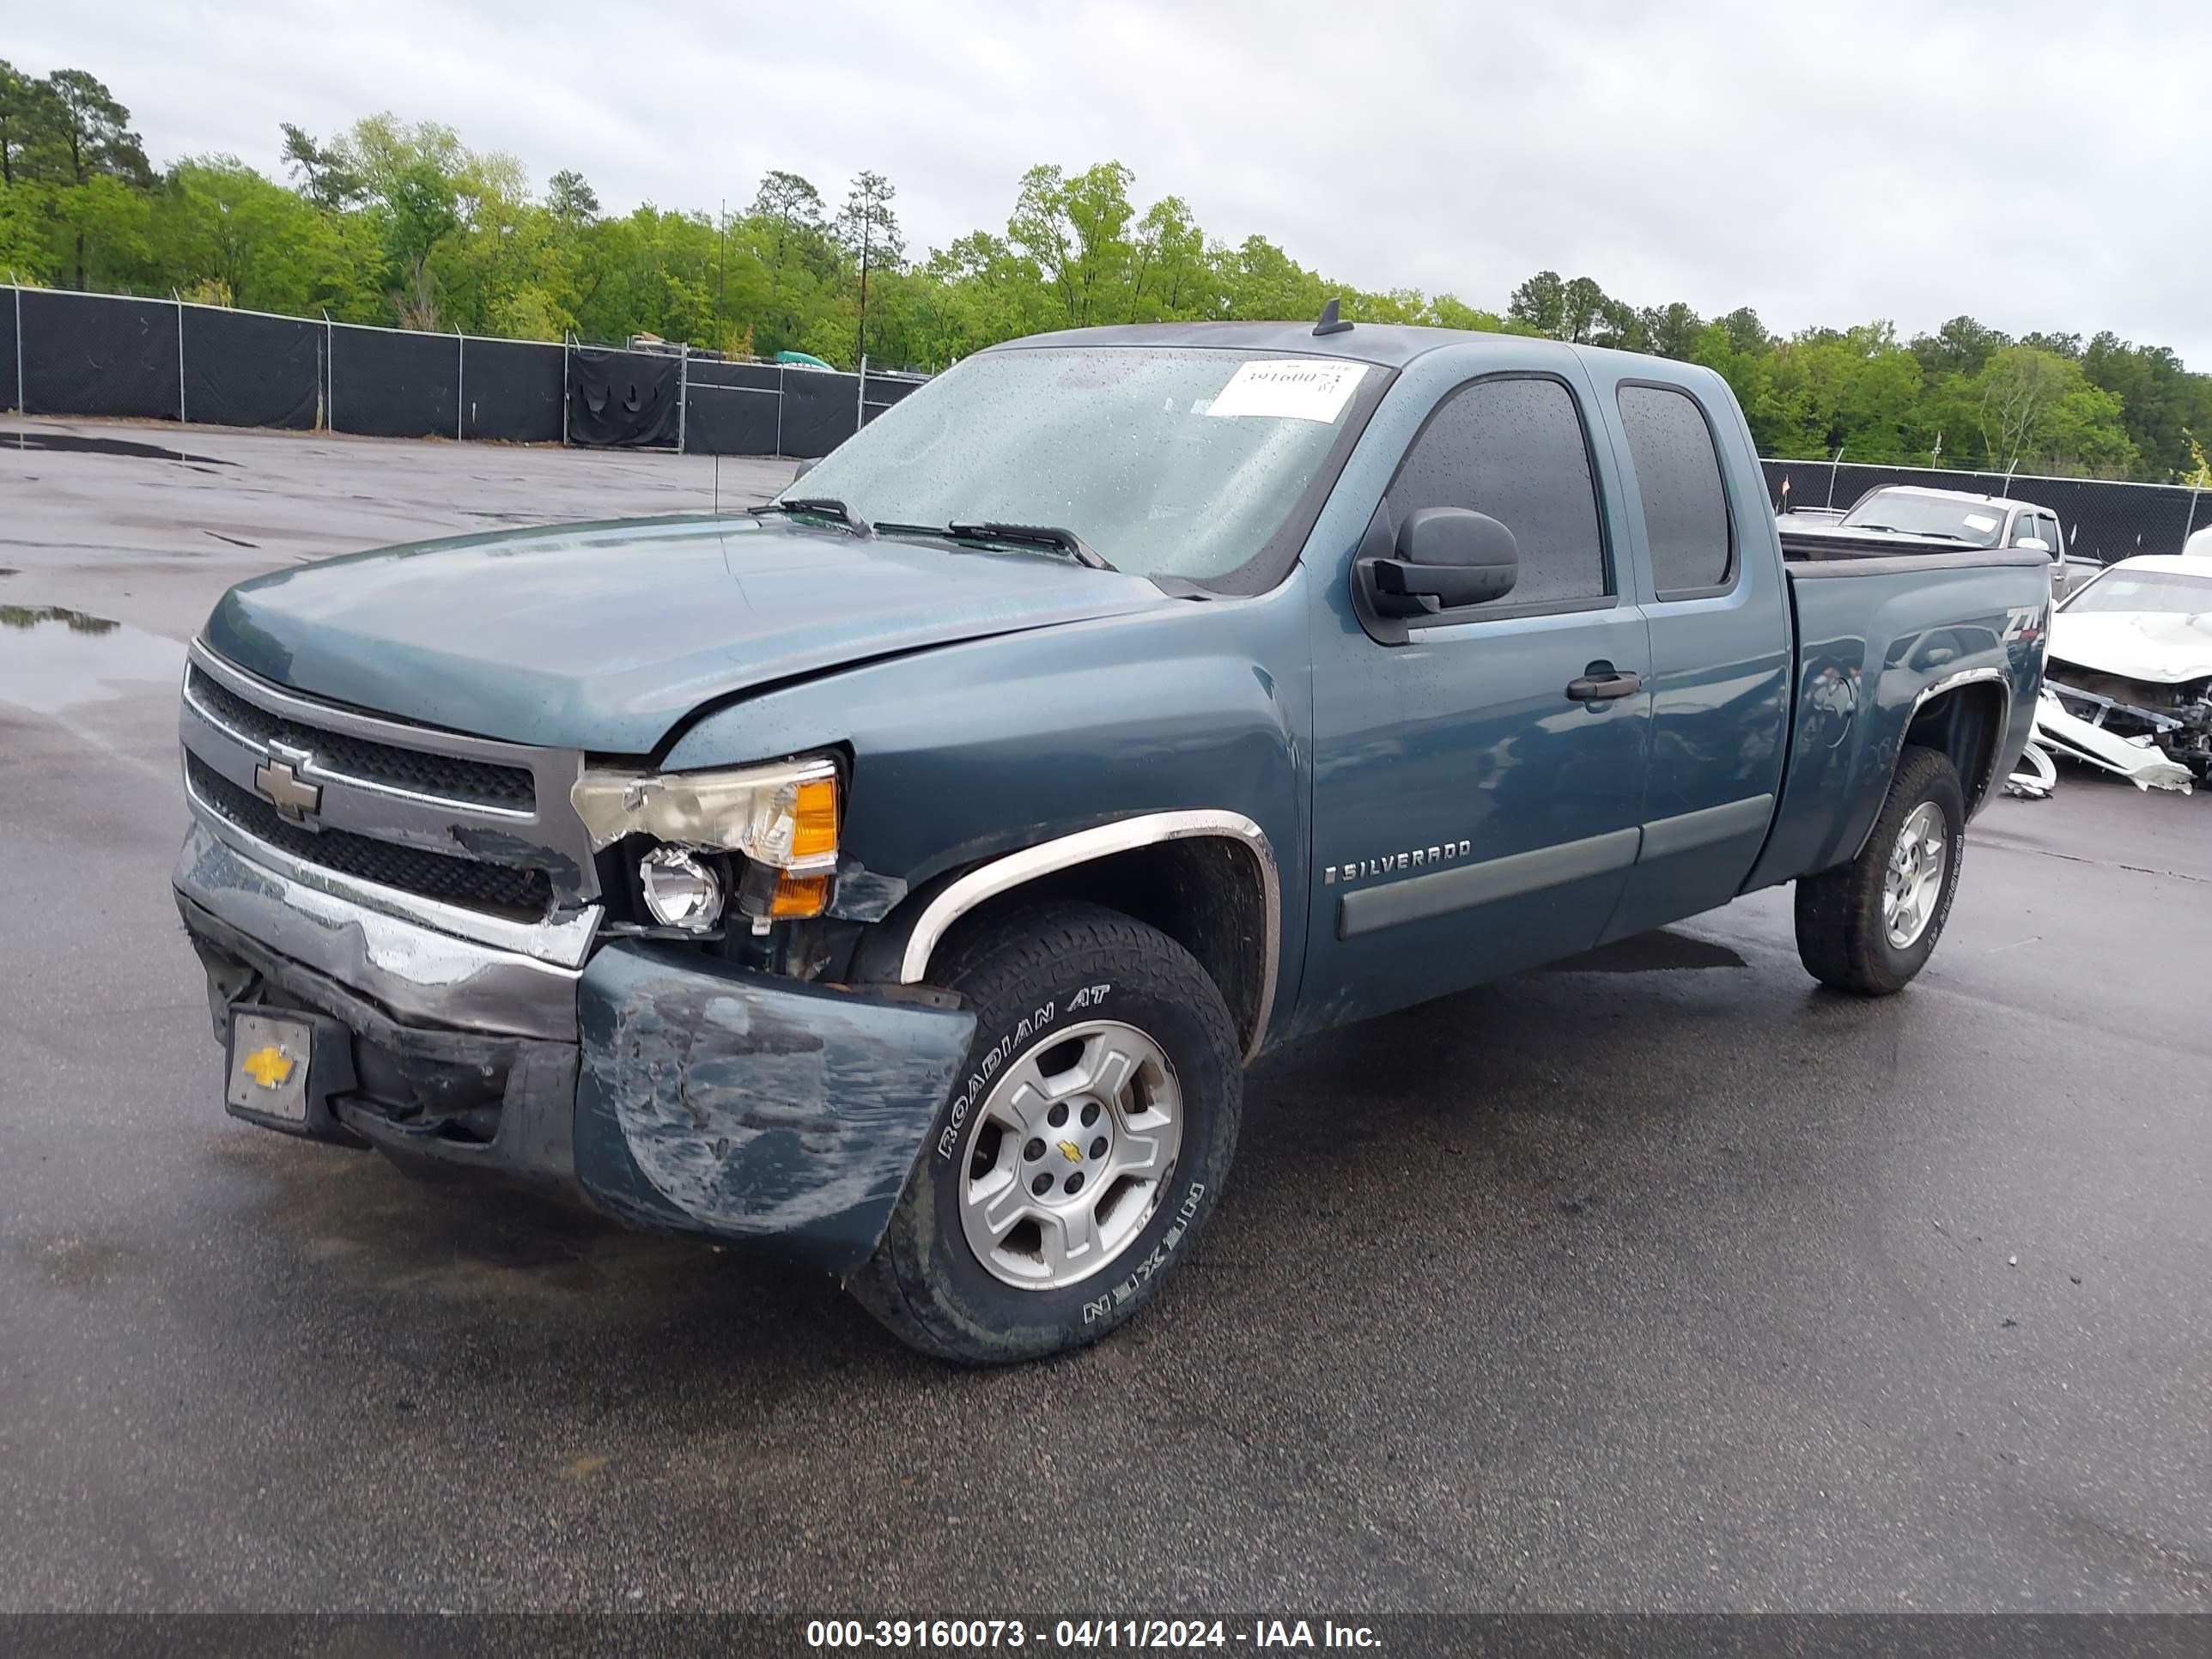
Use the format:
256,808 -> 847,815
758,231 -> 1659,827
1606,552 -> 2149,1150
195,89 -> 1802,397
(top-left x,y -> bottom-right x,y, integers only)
278,123 -> 364,209
546,168 -> 598,224
835,169 -> 900,362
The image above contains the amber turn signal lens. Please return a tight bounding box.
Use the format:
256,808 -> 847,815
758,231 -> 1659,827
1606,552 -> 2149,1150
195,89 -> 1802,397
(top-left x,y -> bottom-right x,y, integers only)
767,872 -> 831,918
788,775 -> 840,862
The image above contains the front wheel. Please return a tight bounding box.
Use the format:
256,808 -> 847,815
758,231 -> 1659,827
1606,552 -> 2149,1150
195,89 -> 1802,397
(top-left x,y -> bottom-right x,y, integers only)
1795,742 -> 1966,995
850,902 -> 1241,1364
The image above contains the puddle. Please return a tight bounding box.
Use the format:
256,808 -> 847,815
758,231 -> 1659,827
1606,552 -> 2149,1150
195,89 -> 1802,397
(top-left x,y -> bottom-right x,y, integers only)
1547,930 -> 1747,974
0,605 -> 186,714
1,429 -> 239,466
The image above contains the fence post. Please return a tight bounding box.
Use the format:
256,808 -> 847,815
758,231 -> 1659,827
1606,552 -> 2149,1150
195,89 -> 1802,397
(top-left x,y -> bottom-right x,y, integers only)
11,279 -> 21,416
174,292 -> 186,424
2187,488 -> 2202,550
323,312 -> 334,432
561,334 -> 570,447
455,328 -> 465,441
774,363 -> 786,459
855,353 -> 867,434
677,343 -> 689,454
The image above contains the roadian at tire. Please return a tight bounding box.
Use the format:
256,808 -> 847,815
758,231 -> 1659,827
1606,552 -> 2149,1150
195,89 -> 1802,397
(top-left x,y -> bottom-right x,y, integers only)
851,902 -> 1241,1364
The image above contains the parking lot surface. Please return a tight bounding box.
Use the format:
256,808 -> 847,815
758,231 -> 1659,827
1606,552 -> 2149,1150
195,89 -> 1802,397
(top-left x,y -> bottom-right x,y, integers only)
2,419 -> 2207,1613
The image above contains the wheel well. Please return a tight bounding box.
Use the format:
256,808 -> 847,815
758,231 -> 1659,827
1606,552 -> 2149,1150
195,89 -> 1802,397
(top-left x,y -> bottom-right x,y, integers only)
1905,681 -> 2008,814
871,836 -> 1273,1059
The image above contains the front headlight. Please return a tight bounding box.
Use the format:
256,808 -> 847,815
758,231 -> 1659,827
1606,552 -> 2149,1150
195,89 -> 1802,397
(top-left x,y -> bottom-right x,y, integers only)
572,755 -> 841,921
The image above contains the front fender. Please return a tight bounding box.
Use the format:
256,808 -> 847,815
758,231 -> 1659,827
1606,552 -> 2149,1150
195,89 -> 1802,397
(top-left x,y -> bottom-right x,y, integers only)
657,589 -> 1315,1037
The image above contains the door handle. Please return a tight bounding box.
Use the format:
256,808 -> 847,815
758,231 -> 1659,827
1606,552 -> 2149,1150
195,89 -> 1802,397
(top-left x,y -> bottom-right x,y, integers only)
1565,671 -> 1643,702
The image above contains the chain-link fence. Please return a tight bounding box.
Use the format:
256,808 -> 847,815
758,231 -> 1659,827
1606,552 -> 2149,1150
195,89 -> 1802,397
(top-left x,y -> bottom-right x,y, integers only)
0,283 -> 924,459
1760,458 -> 2205,565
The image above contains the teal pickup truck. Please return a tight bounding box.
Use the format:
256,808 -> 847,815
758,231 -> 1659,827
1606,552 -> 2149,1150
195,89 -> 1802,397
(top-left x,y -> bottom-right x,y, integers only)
173,318 -> 2047,1363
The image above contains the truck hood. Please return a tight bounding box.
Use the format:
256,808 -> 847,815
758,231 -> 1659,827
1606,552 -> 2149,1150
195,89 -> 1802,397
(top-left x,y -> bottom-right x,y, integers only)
205,514 -> 1172,752
2047,610 -> 2212,685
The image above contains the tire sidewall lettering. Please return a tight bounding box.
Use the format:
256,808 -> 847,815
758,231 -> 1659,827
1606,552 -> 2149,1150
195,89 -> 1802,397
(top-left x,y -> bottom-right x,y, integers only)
933,983 -> 1115,1161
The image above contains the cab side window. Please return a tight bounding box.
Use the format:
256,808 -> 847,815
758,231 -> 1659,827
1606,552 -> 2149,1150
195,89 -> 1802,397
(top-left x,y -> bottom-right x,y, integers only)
1617,383 -> 1734,595
1386,376 -> 1608,610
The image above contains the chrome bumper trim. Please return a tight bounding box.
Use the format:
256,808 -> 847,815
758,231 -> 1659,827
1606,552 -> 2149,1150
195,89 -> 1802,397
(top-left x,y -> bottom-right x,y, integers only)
173,823 -> 586,1042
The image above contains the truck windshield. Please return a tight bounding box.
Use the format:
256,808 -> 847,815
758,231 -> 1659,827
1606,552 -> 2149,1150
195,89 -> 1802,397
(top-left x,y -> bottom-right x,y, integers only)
2065,569 -> 2212,615
1840,491 -> 2008,547
787,348 -> 1375,580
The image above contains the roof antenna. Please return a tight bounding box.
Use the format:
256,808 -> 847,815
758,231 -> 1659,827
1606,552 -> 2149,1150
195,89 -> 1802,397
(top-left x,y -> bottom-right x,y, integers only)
1313,296 -> 1352,337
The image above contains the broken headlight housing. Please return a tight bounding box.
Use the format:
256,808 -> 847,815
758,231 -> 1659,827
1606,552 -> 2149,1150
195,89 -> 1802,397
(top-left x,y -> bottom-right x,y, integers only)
572,755 -> 840,922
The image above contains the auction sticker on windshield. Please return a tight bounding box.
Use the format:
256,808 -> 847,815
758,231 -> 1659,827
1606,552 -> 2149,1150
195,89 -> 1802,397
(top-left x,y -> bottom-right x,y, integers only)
1963,513 -> 1999,532
1206,359 -> 1366,422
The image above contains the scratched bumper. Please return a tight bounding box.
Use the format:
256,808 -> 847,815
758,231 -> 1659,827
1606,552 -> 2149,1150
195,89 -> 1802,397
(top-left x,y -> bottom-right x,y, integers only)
174,830 -> 976,1274
574,942 -> 975,1274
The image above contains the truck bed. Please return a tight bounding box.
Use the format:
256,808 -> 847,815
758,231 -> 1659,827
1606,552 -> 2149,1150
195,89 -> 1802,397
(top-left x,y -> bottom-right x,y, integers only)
1745,546 -> 2050,892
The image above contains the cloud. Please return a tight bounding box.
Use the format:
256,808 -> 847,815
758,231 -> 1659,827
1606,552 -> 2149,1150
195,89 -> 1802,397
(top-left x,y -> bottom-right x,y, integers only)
12,0 -> 2208,366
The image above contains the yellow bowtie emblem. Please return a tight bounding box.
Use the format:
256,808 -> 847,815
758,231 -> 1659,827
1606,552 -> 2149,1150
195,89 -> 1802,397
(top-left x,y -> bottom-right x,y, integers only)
241,1045 -> 295,1089
1057,1139 -> 1083,1163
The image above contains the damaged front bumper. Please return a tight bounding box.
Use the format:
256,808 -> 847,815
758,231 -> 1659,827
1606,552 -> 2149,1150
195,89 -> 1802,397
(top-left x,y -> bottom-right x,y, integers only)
173,823 -> 975,1275
2030,684 -> 2197,794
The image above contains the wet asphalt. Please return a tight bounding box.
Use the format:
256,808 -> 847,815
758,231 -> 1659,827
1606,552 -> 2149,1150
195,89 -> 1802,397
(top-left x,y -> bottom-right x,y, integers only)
0,419 -> 2207,1614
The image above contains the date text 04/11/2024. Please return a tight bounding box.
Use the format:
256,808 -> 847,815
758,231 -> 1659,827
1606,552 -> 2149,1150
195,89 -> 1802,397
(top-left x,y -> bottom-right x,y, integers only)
803,1620 -> 1382,1650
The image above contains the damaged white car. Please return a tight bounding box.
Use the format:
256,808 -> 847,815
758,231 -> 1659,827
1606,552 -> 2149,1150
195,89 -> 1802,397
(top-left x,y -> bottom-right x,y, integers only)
2024,556 -> 2212,795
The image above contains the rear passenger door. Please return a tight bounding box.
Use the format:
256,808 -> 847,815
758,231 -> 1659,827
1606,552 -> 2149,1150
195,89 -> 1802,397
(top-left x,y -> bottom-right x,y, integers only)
1596,374 -> 1791,940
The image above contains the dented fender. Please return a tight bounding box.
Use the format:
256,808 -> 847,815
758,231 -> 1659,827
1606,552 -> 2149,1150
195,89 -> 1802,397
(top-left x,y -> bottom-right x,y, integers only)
574,942 -> 975,1275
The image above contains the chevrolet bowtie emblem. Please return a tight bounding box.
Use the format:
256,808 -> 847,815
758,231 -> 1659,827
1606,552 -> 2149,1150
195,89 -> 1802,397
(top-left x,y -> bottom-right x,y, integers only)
1057,1139 -> 1084,1164
240,1045 -> 295,1089
253,749 -> 322,825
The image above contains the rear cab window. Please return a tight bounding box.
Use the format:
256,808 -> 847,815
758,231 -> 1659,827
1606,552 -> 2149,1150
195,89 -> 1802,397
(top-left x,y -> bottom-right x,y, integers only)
1616,382 -> 1735,598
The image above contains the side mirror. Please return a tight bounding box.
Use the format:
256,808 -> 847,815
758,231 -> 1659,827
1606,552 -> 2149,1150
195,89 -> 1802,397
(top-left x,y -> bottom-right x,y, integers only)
2015,535 -> 2051,554
1358,507 -> 1519,624
792,457 -> 820,481
1352,507 -> 1521,644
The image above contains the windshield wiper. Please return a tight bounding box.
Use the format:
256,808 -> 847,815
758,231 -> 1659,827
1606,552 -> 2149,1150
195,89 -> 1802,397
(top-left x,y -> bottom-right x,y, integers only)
747,497 -> 871,537
874,519 -> 1115,571
946,521 -> 1115,571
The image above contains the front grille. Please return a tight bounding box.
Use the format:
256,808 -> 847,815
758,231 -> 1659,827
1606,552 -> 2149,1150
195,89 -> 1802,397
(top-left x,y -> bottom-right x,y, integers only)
186,666 -> 536,812
187,754 -> 554,921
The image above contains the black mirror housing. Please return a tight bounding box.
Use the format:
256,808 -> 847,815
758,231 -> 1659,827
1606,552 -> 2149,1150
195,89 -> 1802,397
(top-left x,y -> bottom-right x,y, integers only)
1352,507 -> 1520,642
1392,508 -> 1519,605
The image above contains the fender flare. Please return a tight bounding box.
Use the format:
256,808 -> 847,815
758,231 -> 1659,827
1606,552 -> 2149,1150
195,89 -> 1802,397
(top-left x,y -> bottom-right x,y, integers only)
894,811 -> 1281,1063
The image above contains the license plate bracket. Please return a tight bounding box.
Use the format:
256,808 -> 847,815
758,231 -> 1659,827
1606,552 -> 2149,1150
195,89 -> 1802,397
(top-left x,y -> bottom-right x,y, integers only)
225,1007 -> 356,1133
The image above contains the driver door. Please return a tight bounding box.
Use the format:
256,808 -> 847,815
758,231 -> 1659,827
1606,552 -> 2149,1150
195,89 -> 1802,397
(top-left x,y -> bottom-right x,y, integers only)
1301,368 -> 1652,1027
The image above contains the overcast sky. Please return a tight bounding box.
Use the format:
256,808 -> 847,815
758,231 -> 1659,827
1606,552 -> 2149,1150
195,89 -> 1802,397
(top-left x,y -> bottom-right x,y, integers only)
10,0 -> 2208,368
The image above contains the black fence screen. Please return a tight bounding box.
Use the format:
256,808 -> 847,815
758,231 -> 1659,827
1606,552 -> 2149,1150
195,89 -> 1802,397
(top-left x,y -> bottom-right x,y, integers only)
21,289 -> 180,420
3,283 -> 932,461
1762,459 -> 2208,565
460,337 -> 563,443
330,324 -> 459,441
1,289 -> 17,414
682,359 -> 784,455
566,347 -> 681,448
780,369 -> 861,459
184,307 -> 319,429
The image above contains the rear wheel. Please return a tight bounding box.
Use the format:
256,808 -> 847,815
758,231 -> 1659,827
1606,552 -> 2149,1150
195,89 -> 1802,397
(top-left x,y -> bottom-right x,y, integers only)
850,902 -> 1241,1364
1795,743 -> 1966,995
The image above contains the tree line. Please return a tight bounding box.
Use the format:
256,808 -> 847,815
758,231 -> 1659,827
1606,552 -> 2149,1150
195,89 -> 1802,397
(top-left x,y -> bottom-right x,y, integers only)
3,61 -> 2209,484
